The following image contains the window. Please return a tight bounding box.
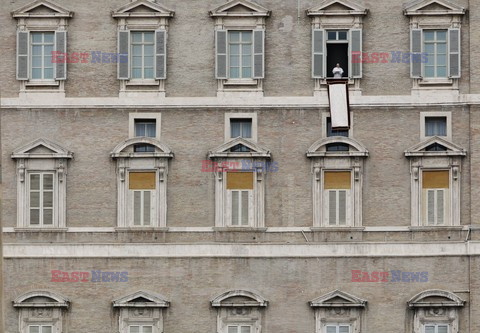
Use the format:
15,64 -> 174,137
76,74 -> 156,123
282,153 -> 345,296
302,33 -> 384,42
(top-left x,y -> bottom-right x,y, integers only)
134,118 -> 156,152
31,32 -> 54,80
225,113 -> 257,142
423,30 -> 447,78
12,138 -> 73,229
129,325 -> 153,333
28,173 -> 54,226
326,117 -> 349,151
422,170 -> 450,225
131,32 -> 155,80
226,172 -> 254,226
425,324 -> 449,333
326,30 -> 349,78
129,172 -> 156,226
29,326 -> 52,333
326,325 -> 350,333
228,31 -> 253,79
323,171 -> 351,226
420,112 -> 451,140
228,325 -> 251,333
425,117 -> 447,136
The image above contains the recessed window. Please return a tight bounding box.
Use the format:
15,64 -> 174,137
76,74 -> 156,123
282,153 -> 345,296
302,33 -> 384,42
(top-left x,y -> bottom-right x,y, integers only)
424,324 -> 448,333
326,117 -> 349,151
423,30 -> 447,78
29,172 -> 54,226
326,324 -> 350,333
228,325 -> 251,333
228,31 -> 253,79
422,170 -> 449,226
323,171 -> 351,226
131,31 -> 155,80
31,32 -> 54,80
231,118 -> 252,138
129,325 -> 153,333
226,172 -> 254,227
29,325 -> 52,333
425,116 -> 447,136
326,30 -> 349,78
134,119 -> 156,152
129,172 -> 156,226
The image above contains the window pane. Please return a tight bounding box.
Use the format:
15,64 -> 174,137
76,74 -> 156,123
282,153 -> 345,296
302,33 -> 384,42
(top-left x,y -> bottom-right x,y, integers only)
230,55 -> 240,67
30,209 -> 40,225
241,326 -> 251,333
241,31 -> 252,42
437,43 -> 447,54
242,55 -> 252,67
437,54 -> 446,66
338,31 -> 347,40
135,123 -> 146,136
132,55 -> 142,67
241,190 -> 249,225
31,174 -> 40,190
437,326 -> 448,333
231,121 -> 241,137
134,191 -> 141,225
339,326 -> 349,333
424,326 -> 435,333
424,43 -> 435,54
242,67 -> 252,79
29,327 -> 40,333
229,31 -> 240,42
243,44 -> 252,55
132,45 -> 142,56
144,32 -> 154,43
43,191 -> 53,208
42,326 -> 52,333
241,122 -> 252,138
44,68 -> 54,79
43,209 -> 53,225
145,123 -> 156,137
32,33 -> 42,43
230,44 -> 240,55
142,326 -> 153,333
43,174 -> 53,190
437,31 -> 447,41
44,33 -> 54,43
144,56 -> 154,67
424,66 -> 434,78
327,31 -> 337,40
143,191 -> 151,225
130,326 -> 140,333
437,190 -> 444,224
144,68 -> 154,79
44,55 -> 53,67
232,191 -> 239,225
144,45 -> 154,57
132,68 -> 142,79
424,31 -> 435,41
326,326 -> 337,333
437,66 -> 447,78
230,67 -> 240,78
32,56 -> 42,67
30,192 -> 40,207
131,33 -> 142,43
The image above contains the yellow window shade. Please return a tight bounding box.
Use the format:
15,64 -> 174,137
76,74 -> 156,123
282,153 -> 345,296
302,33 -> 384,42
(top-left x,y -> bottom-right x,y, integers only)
129,172 -> 156,190
423,170 -> 449,189
324,171 -> 351,189
227,172 -> 254,190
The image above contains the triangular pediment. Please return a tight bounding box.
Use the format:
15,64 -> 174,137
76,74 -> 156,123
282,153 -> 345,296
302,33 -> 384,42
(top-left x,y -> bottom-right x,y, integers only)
208,137 -> 271,158
113,290 -> 169,308
210,0 -> 270,17
307,0 -> 368,16
404,0 -> 466,15
12,0 -> 73,18
408,289 -> 465,308
12,138 -> 73,159
405,136 -> 466,157
112,0 -> 174,18
310,290 -> 367,308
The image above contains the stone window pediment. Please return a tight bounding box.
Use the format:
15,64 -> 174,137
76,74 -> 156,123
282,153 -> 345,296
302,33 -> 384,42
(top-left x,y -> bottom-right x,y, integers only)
111,138 -> 173,229
405,136 -> 466,157
306,0 -> 368,16
208,137 -> 271,159
403,0 -> 466,16
209,0 -> 271,17
112,0 -> 174,18
12,0 -> 73,18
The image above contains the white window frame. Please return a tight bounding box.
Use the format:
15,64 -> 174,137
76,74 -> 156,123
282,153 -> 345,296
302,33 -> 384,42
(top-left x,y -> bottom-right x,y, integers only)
423,30 -> 448,79
324,324 -> 351,333
424,323 -> 449,333
225,113 -> 257,142
129,113 -> 161,139
130,31 -> 155,81
227,30 -> 254,79
128,171 -> 157,227
324,188 -> 351,226
227,324 -> 253,333
226,189 -> 254,227
28,325 -> 54,333
30,31 -> 55,82
128,324 -> 154,333
27,171 -> 56,227
420,169 -> 451,226
420,112 -> 451,141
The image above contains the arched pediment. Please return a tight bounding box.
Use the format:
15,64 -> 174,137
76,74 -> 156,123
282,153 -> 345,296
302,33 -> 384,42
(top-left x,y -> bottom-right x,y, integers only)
408,289 -> 465,308
307,137 -> 369,157
13,291 -> 69,308
208,137 -> 271,158
113,290 -> 169,308
310,289 -> 367,308
210,0 -> 270,17
12,138 -> 73,159
211,290 -> 268,307
111,137 -> 174,158
12,0 -> 73,18
404,136 -> 466,157
112,0 -> 174,18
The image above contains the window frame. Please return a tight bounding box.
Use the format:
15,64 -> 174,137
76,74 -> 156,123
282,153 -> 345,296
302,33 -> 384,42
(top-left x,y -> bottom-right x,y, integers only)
27,171 -> 56,227
29,31 -> 55,82
128,170 -> 157,227
225,113 -> 258,142
129,113 -> 161,140
129,30 -> 156,82
423,30 -> 448,79
227,30 -> 254,80
325,323 -> 351,333
421,169 -> 451,226
424,323 -> 450,333
420,112 -> 452,141
322,170 -> 353,227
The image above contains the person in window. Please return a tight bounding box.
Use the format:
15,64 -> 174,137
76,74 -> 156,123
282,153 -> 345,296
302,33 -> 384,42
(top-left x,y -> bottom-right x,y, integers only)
332,63 -> 344,78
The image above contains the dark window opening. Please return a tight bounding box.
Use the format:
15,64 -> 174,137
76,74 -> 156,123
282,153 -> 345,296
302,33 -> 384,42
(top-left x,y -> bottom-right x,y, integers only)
327,44 -> 349,78
326,143 -> 349,152
327,117 -> 349,137
134,119 -> 156,152
426,143 -> 447,152
230,118 -> 252,138
425,117 -> 447,137
230,144 -> 251,152
134,143 -> 156,153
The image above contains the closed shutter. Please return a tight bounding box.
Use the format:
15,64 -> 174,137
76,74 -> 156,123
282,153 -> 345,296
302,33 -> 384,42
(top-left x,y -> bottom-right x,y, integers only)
328,190 -> 337,225
118,30 -> 130,80
448,28 -> 460,78
436,189 -> 444,224
312,29 -> 325,78
55,31 -> 67,80
424,326 -> 435,333
253,29 -> 265,79
17,31 -> 29,80
155,29 -> 166,79
326,326 -> 337,333
215,30 -> 227,79
232,191 -> 239,225
427,190 -> 435,225
338,190 -> 347,225
350,29 -> 362,78
411,29 -> 422,78
339,326 -> 350,333
437,325 -> 448,333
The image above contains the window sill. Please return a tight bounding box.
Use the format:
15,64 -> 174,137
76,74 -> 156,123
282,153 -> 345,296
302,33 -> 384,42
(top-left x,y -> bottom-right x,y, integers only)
115,227 -> 169,232
409,225 -> 462,231
418,78 -> 453,86
214,227 -> 268,232
25,80 -> 59,87
310,227 -> 365,231
125,80 -> 160,86
14,227 -> 68,232
223,79 -> 258,86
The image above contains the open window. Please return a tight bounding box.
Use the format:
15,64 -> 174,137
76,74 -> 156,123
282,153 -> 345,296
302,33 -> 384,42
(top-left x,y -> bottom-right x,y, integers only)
405,136 -> 466,227
308,0 -> 367,95
407,290 -> 465,333
210,0 -> 270,96
307,136 -> 368,228
13,291 -> 69,333
208,137 -> 271,228
310,290 -> 367,333
12,0 -> 73,96
111,137 -> 173,229
211,290 -> 268,333
404,0 -> 466,91
113,291 -> 169,333
112,0 -> 174,97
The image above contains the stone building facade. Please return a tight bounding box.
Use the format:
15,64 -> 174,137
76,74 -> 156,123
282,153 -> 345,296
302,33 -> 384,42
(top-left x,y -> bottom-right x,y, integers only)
1,0 -> 480,332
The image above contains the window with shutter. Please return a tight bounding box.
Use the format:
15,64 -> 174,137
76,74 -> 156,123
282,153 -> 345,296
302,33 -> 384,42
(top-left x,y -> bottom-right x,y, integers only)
129,172 -> 156,227
131,32 -> 155,80
323,171 -> 351,226
29,172 -> 55,226
422,170 -> 449,225
227,172 -> 254,227
31,32 -> 55,80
